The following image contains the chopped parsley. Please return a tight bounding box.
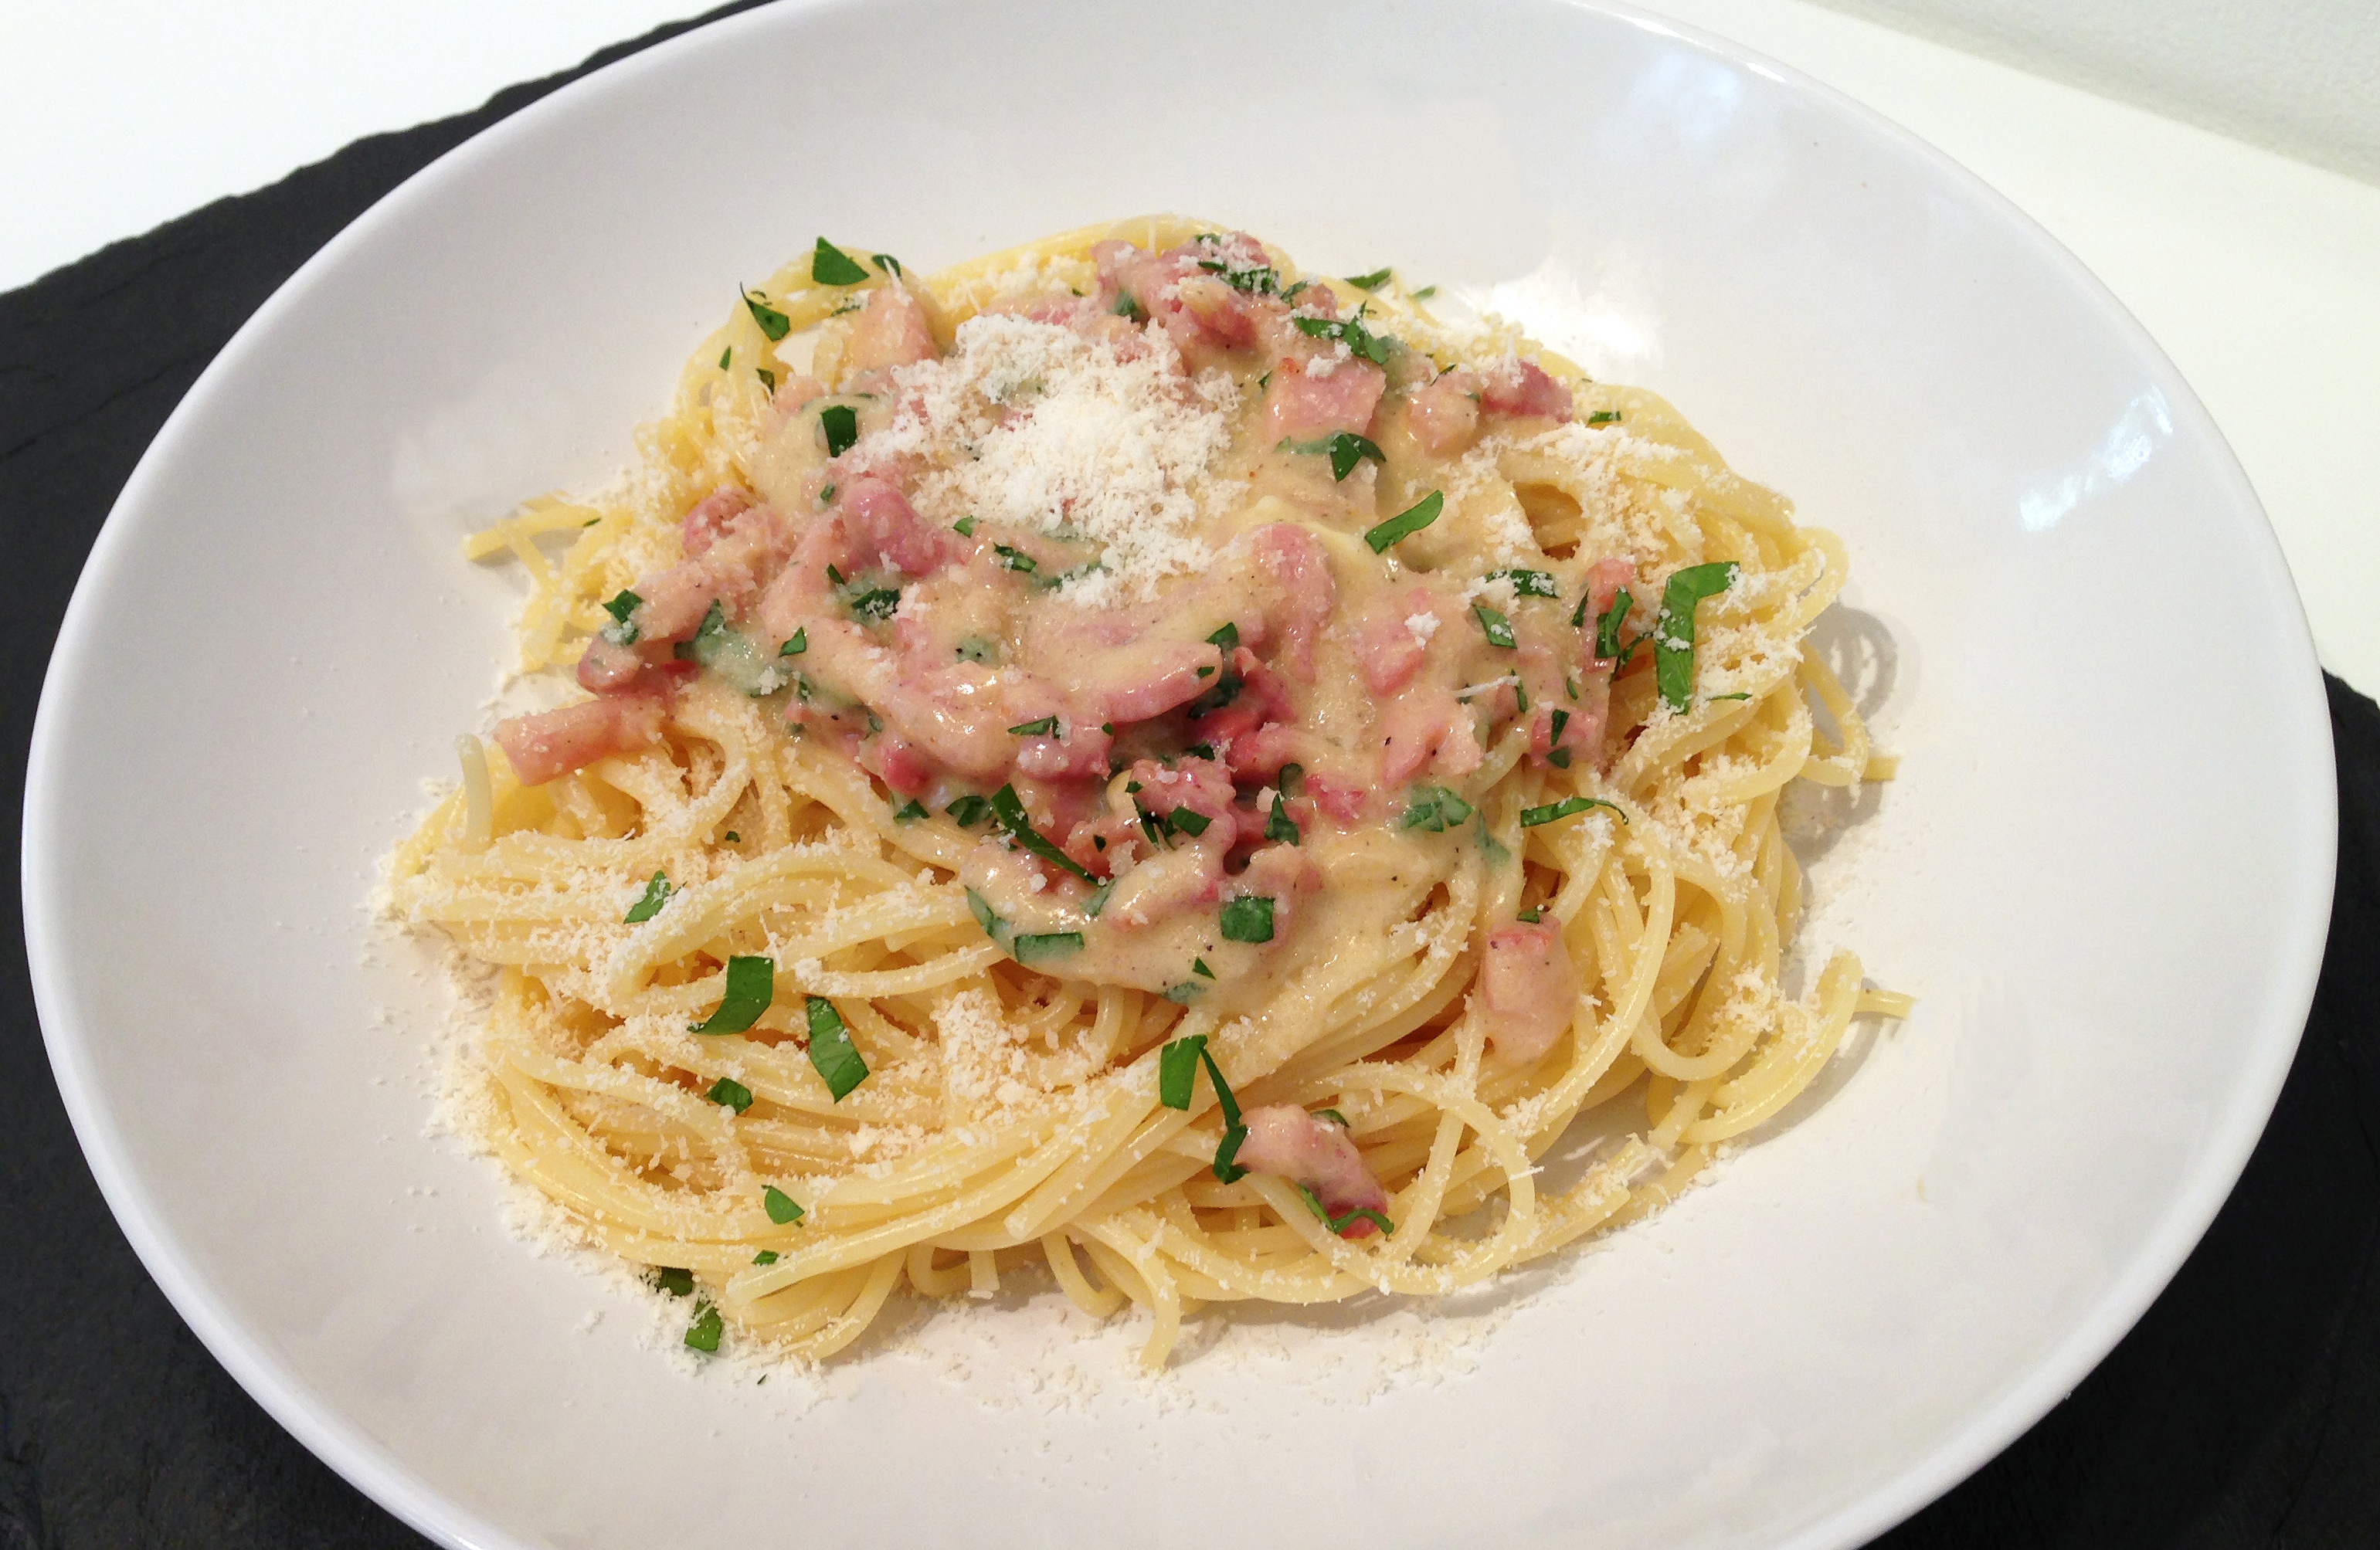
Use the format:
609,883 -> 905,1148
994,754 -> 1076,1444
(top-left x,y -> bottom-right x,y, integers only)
891,799 -> 929,822
741,287 -> 790,340
1654,561 -> 1740,711
1411,284 -> 1437,300
1586,410 -> 1622,426
1344,266 -> 1391,290
723,832 -> 739,843
1710,691 -> 1753,701
811,237 -> 871,285
1550,707 -> 1570,745
1594,588 -> 1635,660
1265,799 -> 1300,845
1006,715 -> 1060,738
1195,259 -> 1284,295
1400,786 -> 1475,833
1475,813 -> 1511,865
755,366 -> 777,395
966,887 -> 1004,942
654,1267 -> 694,1297
690,955 -> 774,1035
954,636 -> 997,663
1363,490 -> 1443,553
1013,931 -> 1085,963
1517,904 -> 1543,923
1155,1033 -> 1249,1181
763,1185 -> 805,1225
718,346 -> 732,369
1112,290 -> 1147,323
705,1076 -> 755,1114
871,253 -> 903,276
945,793 -> 993,826
1277,764 -> 1304,798
1316,1108 -> 1350,1127
1294,1182 -> 1395,1238
1277,430 -> 1384,481
1184,668 -> 1242,717
820,482 -> 837,504
1167,808 -> 1212,837
752,1249 -> 780,1265
993,544 -> 1037,573
1292,308 -> 1394,366
600,588 -> 643,646
1519,795 -> 1627,827
1163,982 -> 1204,1004
846,586 -> 900,621
1193,958 -> 1215,979
1207,621 -> 1239,651
1219,895 -> 1275,944
779,627 -> 807,656
623,870 -> 672,924
952,515 -> 977,536
1492,568 -> 1560,598
820,402 -> 858,458
684,1303 -> 723,1353
803,995 -> 870,1101
989,784 -> 1095,882
1473,604 -> 1516,649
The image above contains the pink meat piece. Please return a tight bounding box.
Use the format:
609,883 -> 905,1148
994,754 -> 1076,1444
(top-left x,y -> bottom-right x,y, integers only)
1405,369 -> 1482,457
1477,358 -> 1573,422
1302,772 -> 1370,824
1262,358 -> 1387,444
1100,642 -> 1221,724
1234,1106 -> 1390,1238
1095,233 -> 1271,365
1248,523 -> 1336,682
1480,921 -> 1580,1063
679,487 -> 754,558
629,502 -> 796,642
1128,756 -> 1237,826
854,729 -> 933,797
1376,690 -> 1481,787
842,283 -> 939,375
1353,599 -> 1431,696
1187,648 -> 1291,754
1173,275 -> 1258,348
492,694 -> 667,786
768,375 -> 827,416
574,633 -> 646,694
840,474 -> 956,577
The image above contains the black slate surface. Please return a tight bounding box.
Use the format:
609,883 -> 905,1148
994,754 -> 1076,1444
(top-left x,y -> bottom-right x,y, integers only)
2,8 -> 2375,1545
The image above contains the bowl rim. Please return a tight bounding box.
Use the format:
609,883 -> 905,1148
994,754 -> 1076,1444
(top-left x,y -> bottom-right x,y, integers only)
20,1 -> 2338,1545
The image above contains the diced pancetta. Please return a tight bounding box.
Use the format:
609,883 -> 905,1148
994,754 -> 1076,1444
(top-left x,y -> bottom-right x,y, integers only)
1234,1105 -> 1390,1237
842,283 -> 939,376
491,694 -> 667,786
1479,921 -> 1580,1063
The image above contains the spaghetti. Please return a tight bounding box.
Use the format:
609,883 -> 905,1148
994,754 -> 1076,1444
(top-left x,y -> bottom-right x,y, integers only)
389,217 -> 1903,1368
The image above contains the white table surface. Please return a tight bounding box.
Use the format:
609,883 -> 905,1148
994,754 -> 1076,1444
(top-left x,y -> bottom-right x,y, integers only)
7,0 -> 2375,693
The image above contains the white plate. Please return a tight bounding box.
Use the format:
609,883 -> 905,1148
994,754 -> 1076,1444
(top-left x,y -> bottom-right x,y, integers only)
22,2 -> 2335,1546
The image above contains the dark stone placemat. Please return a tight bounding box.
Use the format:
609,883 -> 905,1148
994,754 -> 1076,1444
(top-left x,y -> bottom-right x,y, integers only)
2,7 -> 2372,1544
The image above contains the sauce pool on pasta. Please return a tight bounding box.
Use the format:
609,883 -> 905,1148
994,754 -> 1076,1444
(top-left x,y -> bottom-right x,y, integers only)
390,217 -> 1903,1368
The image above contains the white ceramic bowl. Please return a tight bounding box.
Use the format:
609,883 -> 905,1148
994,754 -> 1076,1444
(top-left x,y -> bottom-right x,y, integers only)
24,2 -> 2334,1546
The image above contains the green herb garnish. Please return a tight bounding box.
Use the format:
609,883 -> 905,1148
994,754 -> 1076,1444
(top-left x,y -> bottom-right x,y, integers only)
691,955 -> 774,1035
1163,982 -> 1204,1004
685,1303 -> 723,1353
953,515 -> 977,535
1516,904 -> 1543,923
1167,809 -> 1212,837
1207,622 -> 1240,651
1013,931 -> 1085,963
1007,715 -> 1060,738
1344,266 -> 1391,290
1363,490 -> 1443,553
752,1249 -> 779,1265
1277,764 -> 1304,798
1587,410 -> 1622,426
820,402 -> 858,458
1519,795 -> 1627,827
1278,430 -> 1384,481
742,287 -> 790,340
1710,691 -> 1753,701
891,799 -> 928,822
989,784 -> 1095,882
764,1185 -> 804,1225
1473,604 -> 1516,649
1265,800 -> 1299,845
1400,786 -> 1475,833
993,544 -> 1037,573
655,1267 -> 694,1297
600,588 -> 643,646
811,237 -> 870,285
946,794 -> 993,827
1292,309 -> 1394,366
624,870 -> 672,924
1220,895 -> 1275,944
1156,1033 -> 1249,1180
847,586 -> 900,620
1193,958 -> 1215,979
871,253 -> 903,276
780,628 -> 807,656
803,995 -> 869,1101
718,347 -> 732,370
706,1076 -> 755,1114
755,367 -> 776,394
1411,284 -> 1437,300
1112,291 -> 1147,323
1595,588 -> 1634,659
1654,561 -> 1739,711
1492,568 -> 1560,598
1294,1182 -> 1396,1237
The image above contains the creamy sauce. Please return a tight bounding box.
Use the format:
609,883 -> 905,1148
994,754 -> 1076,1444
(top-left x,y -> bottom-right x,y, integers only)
516,232 -> 1644,1007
